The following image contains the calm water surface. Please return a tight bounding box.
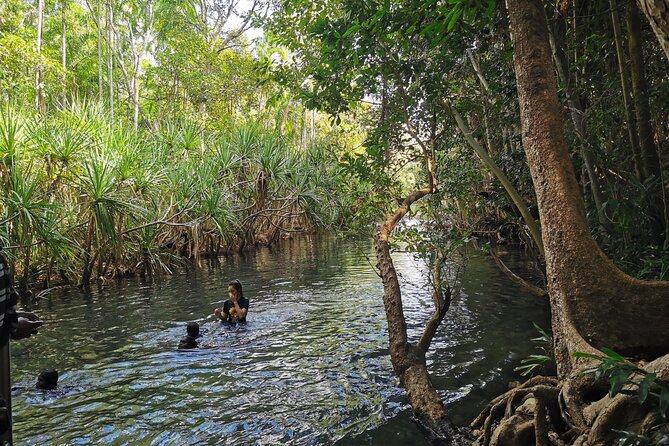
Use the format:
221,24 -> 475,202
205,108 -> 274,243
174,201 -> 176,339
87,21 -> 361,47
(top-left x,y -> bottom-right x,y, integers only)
10,235 -> 549,445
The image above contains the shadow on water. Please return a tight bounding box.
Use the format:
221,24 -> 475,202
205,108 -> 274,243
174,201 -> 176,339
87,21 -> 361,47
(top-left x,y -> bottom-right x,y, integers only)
10,235 -> 549,445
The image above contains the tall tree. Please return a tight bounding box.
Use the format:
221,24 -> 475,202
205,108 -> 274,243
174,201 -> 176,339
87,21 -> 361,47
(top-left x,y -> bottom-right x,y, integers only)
97,0 -> 103,101
61,0 -> 67,103
506,0 -> 669,442
35,0 -> 46,114
106,0 -> 114,120
609,0 -> 643,180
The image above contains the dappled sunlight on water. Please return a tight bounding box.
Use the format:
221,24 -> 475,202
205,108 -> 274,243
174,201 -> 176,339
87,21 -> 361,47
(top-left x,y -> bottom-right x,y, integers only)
10,235 -> 548,445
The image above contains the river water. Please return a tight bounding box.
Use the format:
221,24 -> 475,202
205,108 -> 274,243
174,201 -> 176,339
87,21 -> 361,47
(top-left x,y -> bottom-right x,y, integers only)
9,235 -> 549,445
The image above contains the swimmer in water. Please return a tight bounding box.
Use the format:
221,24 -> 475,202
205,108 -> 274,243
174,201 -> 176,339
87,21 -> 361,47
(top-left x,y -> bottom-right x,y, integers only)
177,322 -> 200,349
35,368 -> 58,390
214,279 -> 249,324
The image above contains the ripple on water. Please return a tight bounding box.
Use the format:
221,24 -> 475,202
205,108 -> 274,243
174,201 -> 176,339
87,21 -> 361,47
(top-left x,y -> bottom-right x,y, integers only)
10,236 -> 549,445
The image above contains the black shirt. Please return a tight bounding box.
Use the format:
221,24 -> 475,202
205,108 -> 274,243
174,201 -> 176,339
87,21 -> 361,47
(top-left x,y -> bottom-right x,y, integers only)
178,335 -> 198,349
222,297 -> 249,323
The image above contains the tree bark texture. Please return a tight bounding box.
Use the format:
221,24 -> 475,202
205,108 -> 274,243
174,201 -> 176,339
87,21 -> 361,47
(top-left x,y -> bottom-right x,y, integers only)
374,216 -> 456,439
507,0 -> 669,381
636,0 -> 669,60
373,175 -> 464,439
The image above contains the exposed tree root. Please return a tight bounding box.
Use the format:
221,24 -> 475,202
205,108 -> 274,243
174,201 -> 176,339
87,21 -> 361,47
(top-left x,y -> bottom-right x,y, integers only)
472,354 -> 669,446
471,377 -> 561,446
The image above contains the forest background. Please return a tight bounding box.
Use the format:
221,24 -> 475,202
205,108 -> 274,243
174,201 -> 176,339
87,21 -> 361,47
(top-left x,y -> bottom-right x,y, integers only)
2,0 -> 668,292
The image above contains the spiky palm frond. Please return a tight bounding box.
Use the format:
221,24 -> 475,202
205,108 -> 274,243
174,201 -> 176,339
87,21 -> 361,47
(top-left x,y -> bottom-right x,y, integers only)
77,155 -> 142,243
257,133 -> 287,180
232,122 -> 261,160
0,104 -> 26,173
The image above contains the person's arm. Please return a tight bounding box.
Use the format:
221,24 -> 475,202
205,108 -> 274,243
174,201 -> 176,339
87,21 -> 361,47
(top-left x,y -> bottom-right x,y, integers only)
12,313 -> 42,340
214,308 -> 227,322
230,295 -> 248,320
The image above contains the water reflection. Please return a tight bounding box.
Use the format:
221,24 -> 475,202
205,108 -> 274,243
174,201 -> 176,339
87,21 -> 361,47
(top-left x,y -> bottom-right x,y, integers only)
10,235 -> 548,445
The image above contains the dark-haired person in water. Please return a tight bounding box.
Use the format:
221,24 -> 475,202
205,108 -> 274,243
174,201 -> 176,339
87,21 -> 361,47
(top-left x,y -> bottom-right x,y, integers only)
177,322 -> 200,349
35,369 -> 59,391
214,279 -> 249,324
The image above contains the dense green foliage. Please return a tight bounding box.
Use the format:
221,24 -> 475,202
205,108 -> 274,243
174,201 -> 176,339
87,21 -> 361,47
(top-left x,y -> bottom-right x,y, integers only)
0,0 -> 377,289
267,0 -> 669,278
3,0 -> 669,287
0,101 -> 367,288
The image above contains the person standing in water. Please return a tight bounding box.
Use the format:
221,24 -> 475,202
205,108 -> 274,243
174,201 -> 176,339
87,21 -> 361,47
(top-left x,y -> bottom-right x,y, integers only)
214,279 -> 249,324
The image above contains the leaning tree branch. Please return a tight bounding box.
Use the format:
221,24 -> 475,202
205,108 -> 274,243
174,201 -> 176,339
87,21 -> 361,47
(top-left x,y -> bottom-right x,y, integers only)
417,251 -> 451,353
448,102 -> 545,257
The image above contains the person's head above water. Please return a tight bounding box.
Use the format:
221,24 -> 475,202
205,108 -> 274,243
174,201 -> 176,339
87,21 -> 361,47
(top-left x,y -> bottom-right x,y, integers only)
36,368 -> 58,390
228,279 -> 243,300
186,322 -> 199,338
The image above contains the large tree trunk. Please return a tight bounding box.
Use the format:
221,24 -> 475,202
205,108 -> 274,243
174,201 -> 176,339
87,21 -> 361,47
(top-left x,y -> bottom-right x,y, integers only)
636,0 -> 669,60
508,0 -> 669,373
500,0 -> 669,442
473,0 -> 669,443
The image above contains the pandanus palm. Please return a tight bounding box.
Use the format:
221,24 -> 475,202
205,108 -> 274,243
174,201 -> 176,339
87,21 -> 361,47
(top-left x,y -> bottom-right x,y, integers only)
76,154 -> 140,286
256,133 -> 286,209
27,112 -> 95,200
0,104 -> 25,192
4,168 -> 70,290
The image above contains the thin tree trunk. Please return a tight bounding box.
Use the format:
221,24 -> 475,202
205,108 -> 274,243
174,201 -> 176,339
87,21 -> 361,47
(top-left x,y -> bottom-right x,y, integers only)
450,105 -> 544,257
36,0 -> 46,114
20,238 -> 31,292
374,189 -> 456,437
309,109 -> 316,143
133,66 -> 140,130
61,0 -> 67,103
628,1 -> 666,245
636,0 -> 669,60
80,217 -> 95,287
548,7 -> 611,234
97,0 -> 103,102
279,96 -> 292,133
371,86 -> 465,437
609,0 -> 643,180
107,0 -> 114,121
